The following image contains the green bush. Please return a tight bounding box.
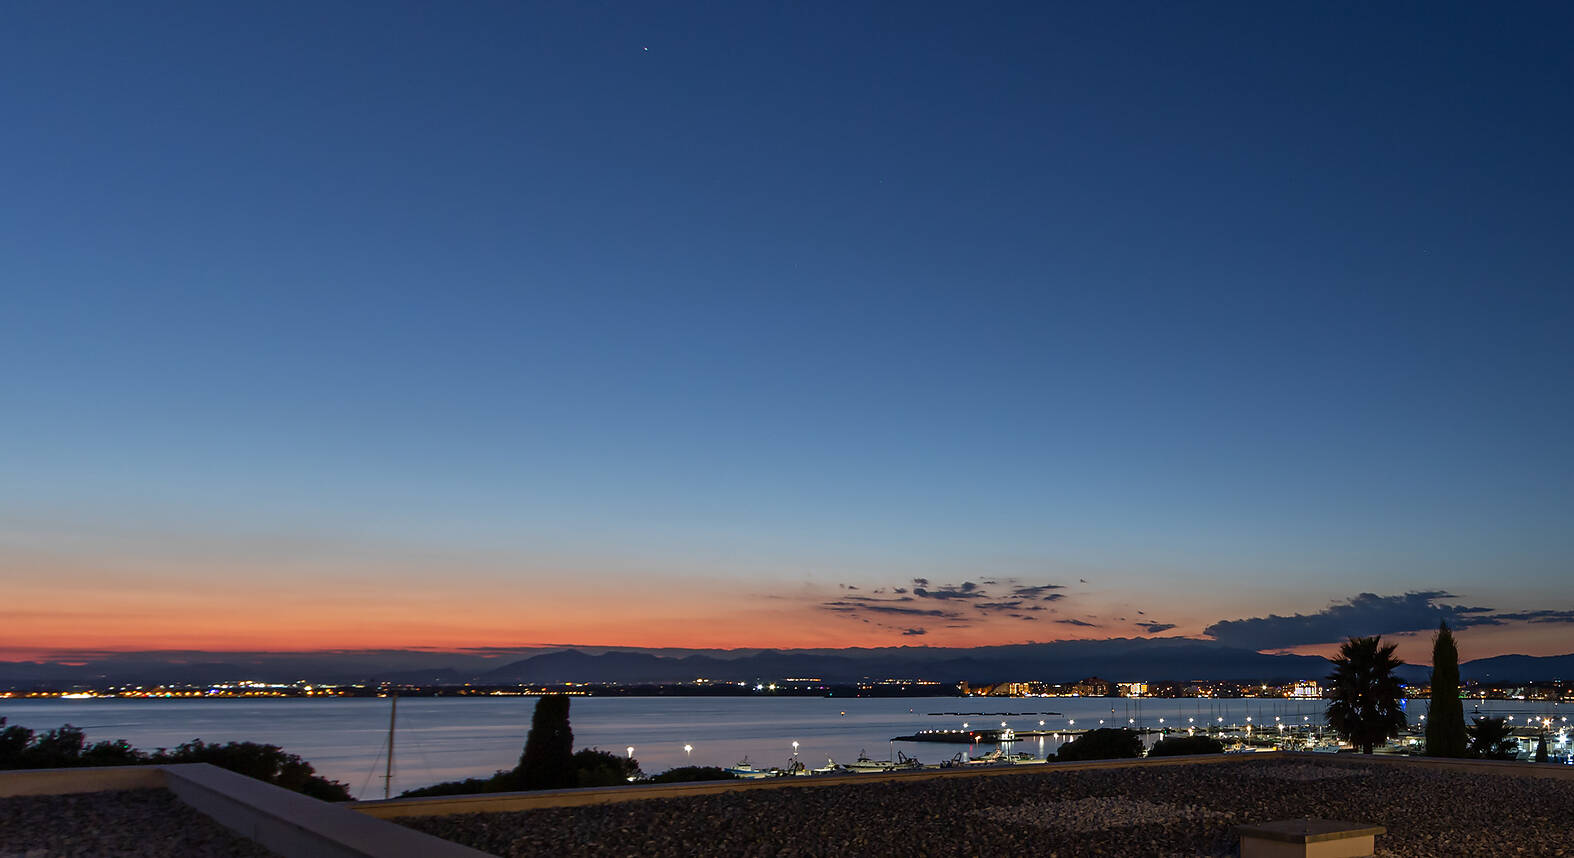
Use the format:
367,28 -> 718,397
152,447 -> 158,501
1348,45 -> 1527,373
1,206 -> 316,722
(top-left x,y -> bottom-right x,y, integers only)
573,748 -> 642,787
400,773 -> 514,798
1055,728 -> 1143,761
644,766 -> 737,783
152,740 -> 351,801
0,718 -> 349,801
1146,735 -> 1225,757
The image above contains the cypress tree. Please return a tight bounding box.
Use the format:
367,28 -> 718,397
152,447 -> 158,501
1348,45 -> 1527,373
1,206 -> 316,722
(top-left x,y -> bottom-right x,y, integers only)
1535,735 -> 1549,763
517,694 -> 575,790
1424,621 -> 1468,758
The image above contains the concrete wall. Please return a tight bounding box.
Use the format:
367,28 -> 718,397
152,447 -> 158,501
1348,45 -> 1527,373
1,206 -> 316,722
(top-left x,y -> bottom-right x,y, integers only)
0,765 -> 163,796
0,764 -> 493,858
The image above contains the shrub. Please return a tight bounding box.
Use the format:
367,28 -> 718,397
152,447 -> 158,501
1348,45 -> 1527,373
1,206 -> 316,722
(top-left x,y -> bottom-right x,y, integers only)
152,740 -> 351,801
644,766 -> 737,783
0,719 -> 348,801
573,748 -> 642,787
1146,735 -> 1225,757
400,773 -> 514,798
1055,728 -> 1143,761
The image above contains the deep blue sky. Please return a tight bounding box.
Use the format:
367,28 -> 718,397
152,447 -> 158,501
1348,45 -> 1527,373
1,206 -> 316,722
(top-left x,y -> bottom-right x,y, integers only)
4,2 -> 1571,654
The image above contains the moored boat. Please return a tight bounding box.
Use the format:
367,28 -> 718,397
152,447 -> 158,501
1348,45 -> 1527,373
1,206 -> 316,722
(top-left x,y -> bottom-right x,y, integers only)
842,750 -> 922,772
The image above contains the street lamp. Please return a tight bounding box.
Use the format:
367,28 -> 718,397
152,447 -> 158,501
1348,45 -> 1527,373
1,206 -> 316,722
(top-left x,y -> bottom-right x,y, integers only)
792,741 -> 799,756
627,746 -> 634,758
683,744 -> 692,757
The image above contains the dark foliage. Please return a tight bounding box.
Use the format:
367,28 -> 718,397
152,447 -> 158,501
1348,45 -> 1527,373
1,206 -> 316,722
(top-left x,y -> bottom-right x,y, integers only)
1467,716 -> 1518,760
573,748 -> 642,787
518,694 -> 576,790
152,740 -> 351,801
1536,735 -> 1549,763
0,718 -> 350,800
1146,735 -> 1226,757
399,725 -> 644,797
1055,728 -> 1143,761
643,766 -> 737,783
1425,621 -> 1468,758
400,772 -> 517,798
1325,635 -> 1407,754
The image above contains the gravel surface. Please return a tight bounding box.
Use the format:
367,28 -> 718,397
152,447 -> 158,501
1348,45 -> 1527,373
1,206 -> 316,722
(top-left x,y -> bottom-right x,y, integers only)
0,789 -> 278,858
402,758 -> 1574,858
974,795 -> 1229,832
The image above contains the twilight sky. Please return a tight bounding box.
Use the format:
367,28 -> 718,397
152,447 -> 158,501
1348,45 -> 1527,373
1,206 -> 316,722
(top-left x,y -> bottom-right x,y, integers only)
4,2 -> 1572,663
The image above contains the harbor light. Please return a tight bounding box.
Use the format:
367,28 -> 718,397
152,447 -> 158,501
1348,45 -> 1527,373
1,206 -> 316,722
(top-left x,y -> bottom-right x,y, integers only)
1001,721 -> 1007,728
1039,720 -> 1044,726
627,746 -> 634,758
1069,719 -> 1075,727
792,741 -> 799,756
684,744 -> 692,756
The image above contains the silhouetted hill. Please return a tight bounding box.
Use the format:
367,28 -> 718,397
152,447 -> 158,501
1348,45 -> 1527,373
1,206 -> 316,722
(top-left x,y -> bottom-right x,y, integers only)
1459,653 -> 1574,683
480,640 -> 1332,684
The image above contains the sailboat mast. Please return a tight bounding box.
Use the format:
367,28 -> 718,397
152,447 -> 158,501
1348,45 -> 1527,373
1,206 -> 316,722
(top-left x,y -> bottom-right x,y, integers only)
384,693 -> 397,799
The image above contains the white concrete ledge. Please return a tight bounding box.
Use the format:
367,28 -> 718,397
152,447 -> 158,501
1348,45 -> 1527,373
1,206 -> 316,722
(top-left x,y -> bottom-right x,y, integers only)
1237,819 -> 1385,858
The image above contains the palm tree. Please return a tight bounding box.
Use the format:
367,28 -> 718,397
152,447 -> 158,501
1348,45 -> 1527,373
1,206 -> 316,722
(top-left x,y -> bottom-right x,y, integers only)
1466,715 -> 1518,760
1325,635 -> 1408,754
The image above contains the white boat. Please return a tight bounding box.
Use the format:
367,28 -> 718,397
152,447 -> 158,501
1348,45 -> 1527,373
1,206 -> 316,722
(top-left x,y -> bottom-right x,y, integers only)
726,758 -> 776,779
842,750 -> 922,772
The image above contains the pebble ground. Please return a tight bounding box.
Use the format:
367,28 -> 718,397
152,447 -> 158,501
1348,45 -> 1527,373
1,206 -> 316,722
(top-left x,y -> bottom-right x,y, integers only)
0,789 -> 277,858
401,758 -> 1574,858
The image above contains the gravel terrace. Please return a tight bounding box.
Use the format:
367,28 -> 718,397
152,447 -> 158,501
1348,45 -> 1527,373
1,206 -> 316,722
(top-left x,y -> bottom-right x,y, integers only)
0,789 -> 278,858
401,758 -> 1574,858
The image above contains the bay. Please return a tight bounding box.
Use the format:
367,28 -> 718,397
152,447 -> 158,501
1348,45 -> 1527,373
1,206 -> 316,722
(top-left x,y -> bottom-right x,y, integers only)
2,696 -> 1555,799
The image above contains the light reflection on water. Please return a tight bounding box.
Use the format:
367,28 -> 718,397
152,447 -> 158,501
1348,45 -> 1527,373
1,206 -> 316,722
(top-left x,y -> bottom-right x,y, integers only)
0,696 -> 1555,798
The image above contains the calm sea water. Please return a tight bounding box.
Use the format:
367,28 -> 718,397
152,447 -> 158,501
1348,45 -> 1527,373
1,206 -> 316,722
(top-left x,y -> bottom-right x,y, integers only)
1,696 -> 1556,799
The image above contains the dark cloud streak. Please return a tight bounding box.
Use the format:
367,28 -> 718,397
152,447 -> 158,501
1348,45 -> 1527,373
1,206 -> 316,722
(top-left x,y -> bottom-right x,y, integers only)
1204,592 -> 1498,650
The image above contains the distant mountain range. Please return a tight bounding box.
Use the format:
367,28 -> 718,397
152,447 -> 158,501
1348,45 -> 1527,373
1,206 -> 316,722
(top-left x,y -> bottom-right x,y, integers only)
4,639 -> 1569,689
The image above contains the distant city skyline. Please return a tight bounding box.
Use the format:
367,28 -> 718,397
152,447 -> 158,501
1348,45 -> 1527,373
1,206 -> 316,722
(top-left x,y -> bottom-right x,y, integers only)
4,3 -> 1571,663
